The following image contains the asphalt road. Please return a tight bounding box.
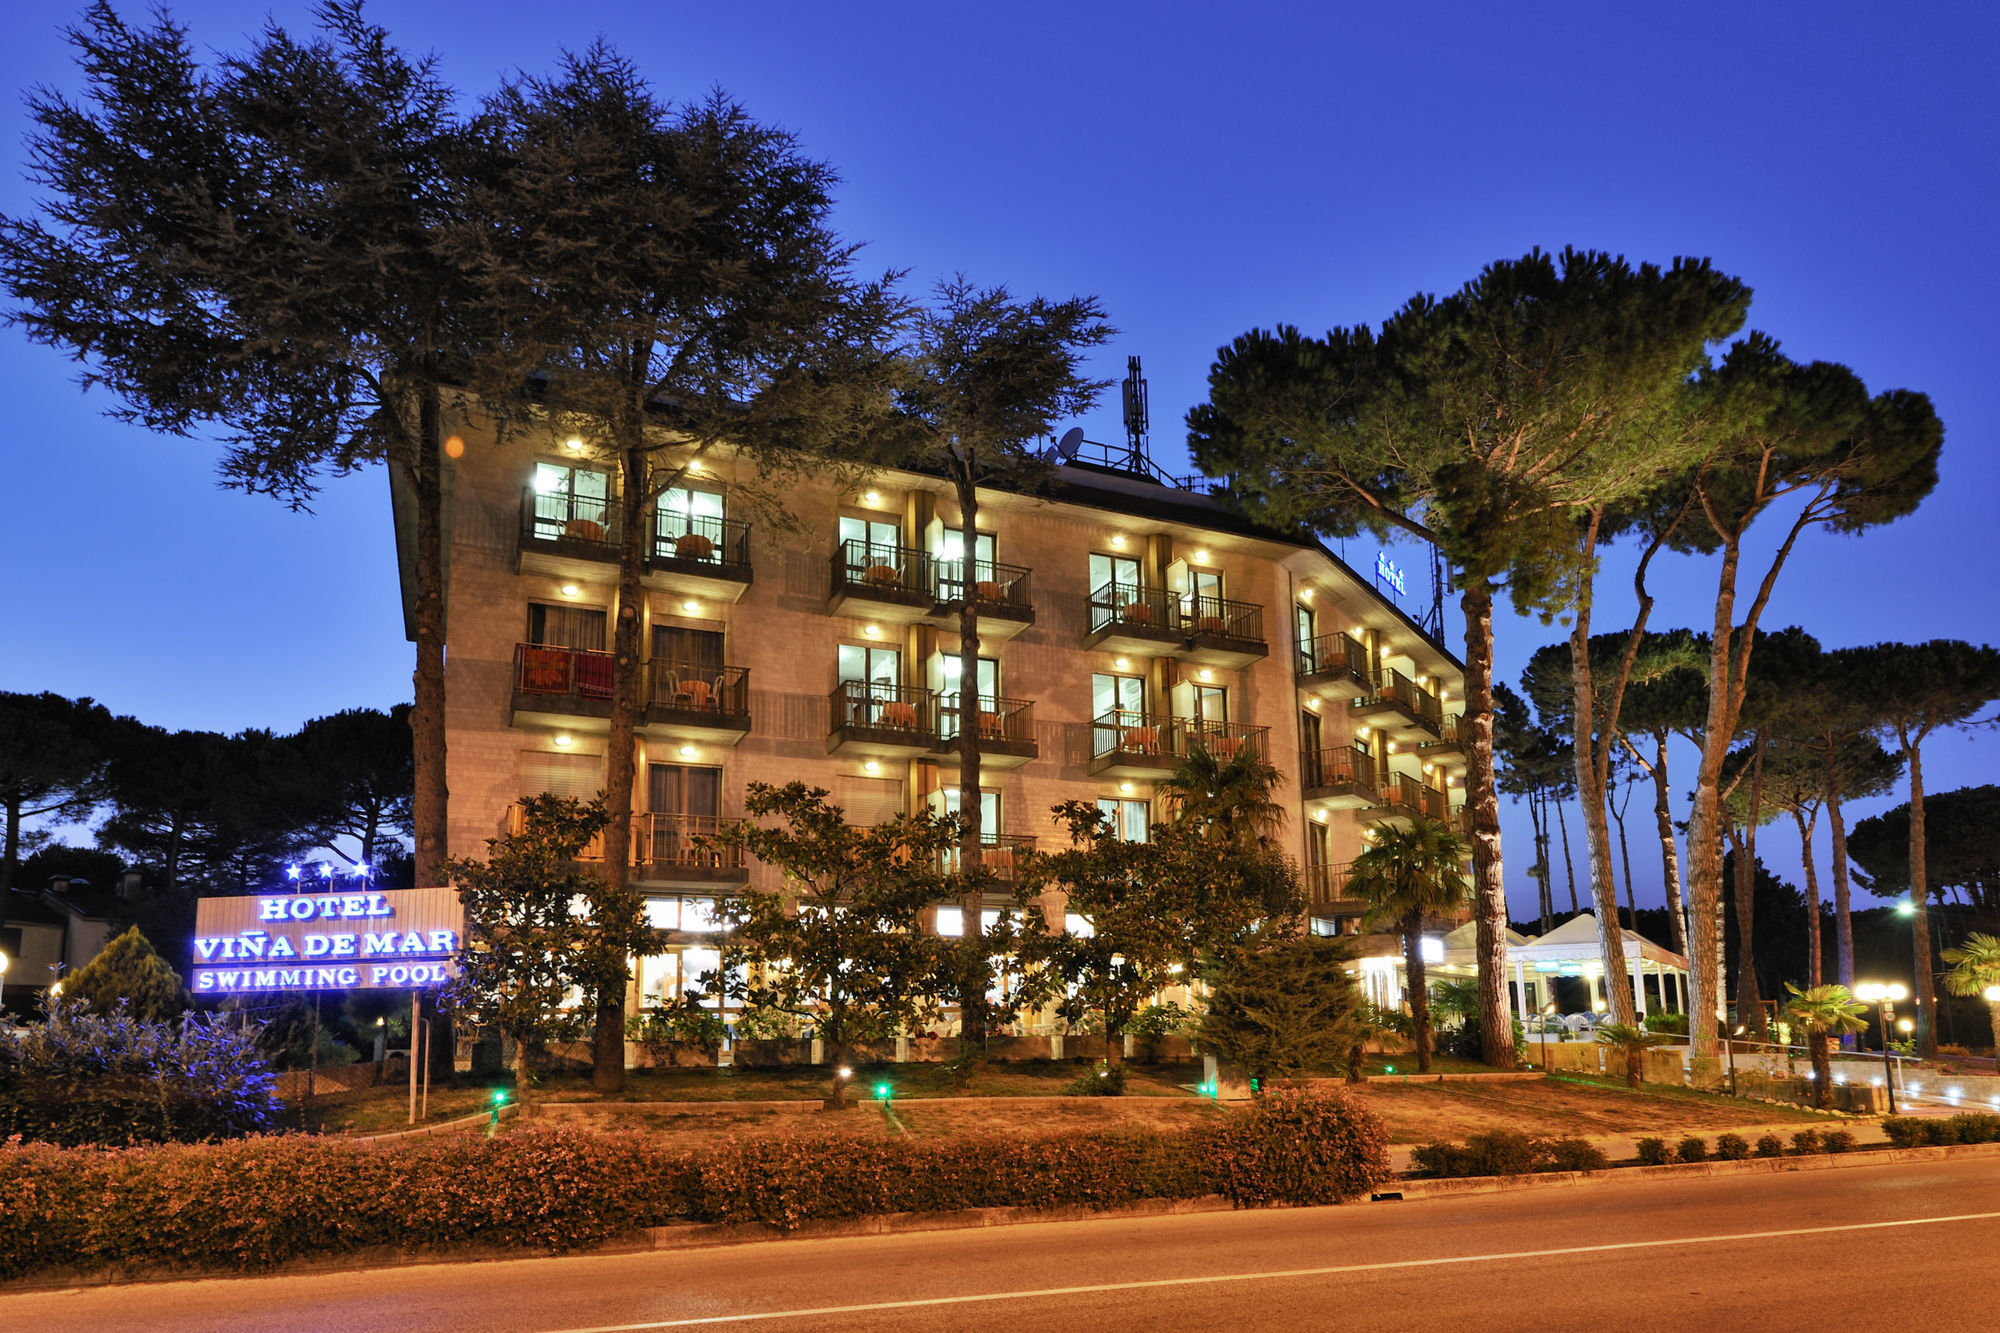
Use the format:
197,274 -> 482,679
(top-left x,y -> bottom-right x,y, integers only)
8,1157 -> 1996,1332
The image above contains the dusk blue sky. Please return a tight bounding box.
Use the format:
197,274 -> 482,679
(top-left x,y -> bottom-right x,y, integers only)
3,3 -> 1994,921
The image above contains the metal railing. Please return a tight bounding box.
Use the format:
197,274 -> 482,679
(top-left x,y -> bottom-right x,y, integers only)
652,511 -> 751,574
646,660 -> 750,718
935,559 -> 1034,614
634,813 -> 748,874
1374,773 -> 1449,821
514,643 -> 616,701
1182,717 -> 1269,761
1298,630 -> 1370,682
1304,745 -> 1378,796
1304,861 -> 1359,910
1357,668 -> 1444,730
1181,592 -> 1264,644
1091,708 -> 1177,763
830,538 -> 933,601
1087,581 -> 1178,636
829,679 -> 938,739
502,802 -> 608,861
938,833 -> 1037,884
523,487 -> 619,550
937,694 -> 1035,745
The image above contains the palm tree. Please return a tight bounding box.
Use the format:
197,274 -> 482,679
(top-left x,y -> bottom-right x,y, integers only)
1783,983 -> 1869,1108
1347,817 -> 1471,1073
1596,1022 -> 1658,1088
1942,933 -> 2000,1062
1159,743 -> 1286,846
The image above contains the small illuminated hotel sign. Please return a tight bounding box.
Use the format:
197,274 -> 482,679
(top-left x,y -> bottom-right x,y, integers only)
191,886 -> 463,993
1374,551 -> 1406,597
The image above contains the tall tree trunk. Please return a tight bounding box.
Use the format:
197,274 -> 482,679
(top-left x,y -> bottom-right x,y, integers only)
1728,823 -> 1763,1038
1825,752 -> 1857,989
1649,732 -> 1688,959
0,796 -> 18,897
1530,791 -> 1552,934
594,441 -> 647,1095
409,383 -> 449,889
1904,737 -> 1938,1059
1556,797 -> 1578,915
955,470 -> 987,1053
1684,538 -> 1745,1060
1565,514 -> 1635,1024
1459,582 -> 1515,1067
1613,789 -> 1637,926
1405,907 -> 1432,1074
1793,807 -> 1824,989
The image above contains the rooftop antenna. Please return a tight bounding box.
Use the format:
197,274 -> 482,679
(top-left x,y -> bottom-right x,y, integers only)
1055,426 -> 1084,462
1121,355 -> 1149,464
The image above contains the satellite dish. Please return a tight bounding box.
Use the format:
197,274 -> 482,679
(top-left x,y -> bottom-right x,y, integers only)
1056,427 -> 1085,461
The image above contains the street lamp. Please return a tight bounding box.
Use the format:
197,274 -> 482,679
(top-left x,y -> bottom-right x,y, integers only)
1855,982 -> 1908,1114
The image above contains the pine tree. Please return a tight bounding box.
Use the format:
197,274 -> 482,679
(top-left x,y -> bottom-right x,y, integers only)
65,925 -> 185,1024
1196,932 -> 1364,1086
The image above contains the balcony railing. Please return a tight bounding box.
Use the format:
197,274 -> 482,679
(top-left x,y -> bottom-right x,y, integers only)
1355,668 -> 1444,731
1298,630 -> 1370,683
938,833 -> 1037,885
634,813 -> 749,876
830,538 -> 933,603
1304,861 -> 1360,911
646,660 -> 750,719
651,511 -> 752,576
1181,592 -> 1264,645
1182,717 -> 1270,762
1303,745 -> 1379,797
1091,708 -> 1177,765
1087,581 -> 1179,636
502,802 -> 608,861
1374,773 -> 1449,821
522,488 -> 620,552
937,694 -> 1035,746
515,643 -> 615,701
935,559 -> 1034,616
829,679 -> 938,740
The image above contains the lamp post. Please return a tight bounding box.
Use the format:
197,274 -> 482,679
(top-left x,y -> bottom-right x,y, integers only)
0,950 -> 10,1015
1539,1001 -> 1556,1072
1856,983 -> 1907,1115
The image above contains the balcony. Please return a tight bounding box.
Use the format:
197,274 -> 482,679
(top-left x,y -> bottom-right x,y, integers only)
1350,668 -> 1444,739
1366,773 -> 1450,828
935,694 -> 1038,769
1178,593 -> 1268,669
828,539 -> 936,624
1302,746 -> 1380,809
649,512 -> 753,602
1416,712 -> 1467,762
644,660 -> 751,745
1087,712 -> 1269,777
511,643 -> 616,730
1085,582 -> 1183,657
632,813 -> 750,885
827,680 -> 938,756
518,488 -> 754,601
932,560 -> 1036,642
1304,861 -> 1367,916
938,833 -> 1038,887
1297,631 -> 1372,699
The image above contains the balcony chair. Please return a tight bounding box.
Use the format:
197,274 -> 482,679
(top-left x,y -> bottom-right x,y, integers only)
862,562 -> 901,587
563,518 -> 605,542
1119,600 -> 1155,627
879,700 -> 918,730
1120,725 -> 1159,753
673,531 -> 715,561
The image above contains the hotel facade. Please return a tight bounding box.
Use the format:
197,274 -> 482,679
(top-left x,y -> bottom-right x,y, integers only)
409,416 -> 1469,1025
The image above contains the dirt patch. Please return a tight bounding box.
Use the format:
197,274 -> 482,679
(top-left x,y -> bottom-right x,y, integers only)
1351,1076 -> 1832,1144
523,1096 -> 1228,1145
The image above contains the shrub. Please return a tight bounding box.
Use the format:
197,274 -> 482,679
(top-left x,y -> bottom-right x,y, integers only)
1462,1129 -> 1538,1176
1823,1130 -> 1856,1154
1881,1116 -> 1925,1148
1642,1012 -> 1689,1036
1635,1137 -> 1675,1166
626,1003 -> 727,1057
1064,1060 -> 1127,1096
1205,1086 -> 1391,1205
1882,1112 -> 2000,1148
1410,1141 -> 1473,1177
1677,1136 -> 1709,1163
1754,1133 -> 1785,1158
1128,1002 -> 1192,1038
1948,1112 -> 2000,1145
1790,1129 -> 1824,1155
0,998 -> 276,1145
1536,1137 -> 1608,1172
1715,1132 -> 1751,1161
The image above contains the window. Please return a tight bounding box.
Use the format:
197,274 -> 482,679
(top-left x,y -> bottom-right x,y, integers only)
1097,797 -> 1149,842
522,749 -> 603,800
657,486 -> 726,560
937,785 -> 1001,834
940,654 -> 999,703
528,602 -> 607,650
839,515 -> 902,561
838,643 -> 902,688
1092,671 -> 1146,721
532,461 -> 610,538
937,529 -> 998,593
1192,684 -> 1228,725
1300,707 -> 1324,757
654,625 -> 724,670
834,775 -> 905,825
1296,603 -> 1318,670
1090,552 -> 1142,598
1307,818 -> 1331,870
648,764 -> 721,818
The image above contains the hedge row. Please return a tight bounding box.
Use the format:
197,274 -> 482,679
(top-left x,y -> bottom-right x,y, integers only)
1408,1130 -> 1607,1178
0,1087 -> 1389,1280
1636,1129 -> 1857,1164
1881,1112 -> 2000,1148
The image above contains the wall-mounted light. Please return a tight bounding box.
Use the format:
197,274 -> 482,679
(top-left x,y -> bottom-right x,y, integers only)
863,760 -> 880,774
1114,657 -> 1130,670
1312,810 -> 1327,823
1120,782 -> 1134,794
560,583 -> 580,598
1192,549 -> 1209,564
1300,587 -> 1314,602
554,735 -> 573,748
1109,534 -> 1126,550
682,599 -> 700,613
1306,698 -> 1320,711
1386,741 -> 1397,753
1197,668 -> 1213,682
1357,726 -> 1371,738
564,438 -> 585,454
864,625 -> 881,639
864,489 -> 881,504
679,745 -> 697,759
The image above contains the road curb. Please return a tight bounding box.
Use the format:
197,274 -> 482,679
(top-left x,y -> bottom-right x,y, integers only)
1387,1140 -> 2000,1200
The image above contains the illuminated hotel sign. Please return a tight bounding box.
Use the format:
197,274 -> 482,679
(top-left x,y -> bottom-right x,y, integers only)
191,886 -> 464,994
1374,551 -> 1406,597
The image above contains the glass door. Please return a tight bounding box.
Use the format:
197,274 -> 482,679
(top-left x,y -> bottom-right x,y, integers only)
657,486 -> 725,562
838,643 -> 904,728
532,461 -> 611,539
